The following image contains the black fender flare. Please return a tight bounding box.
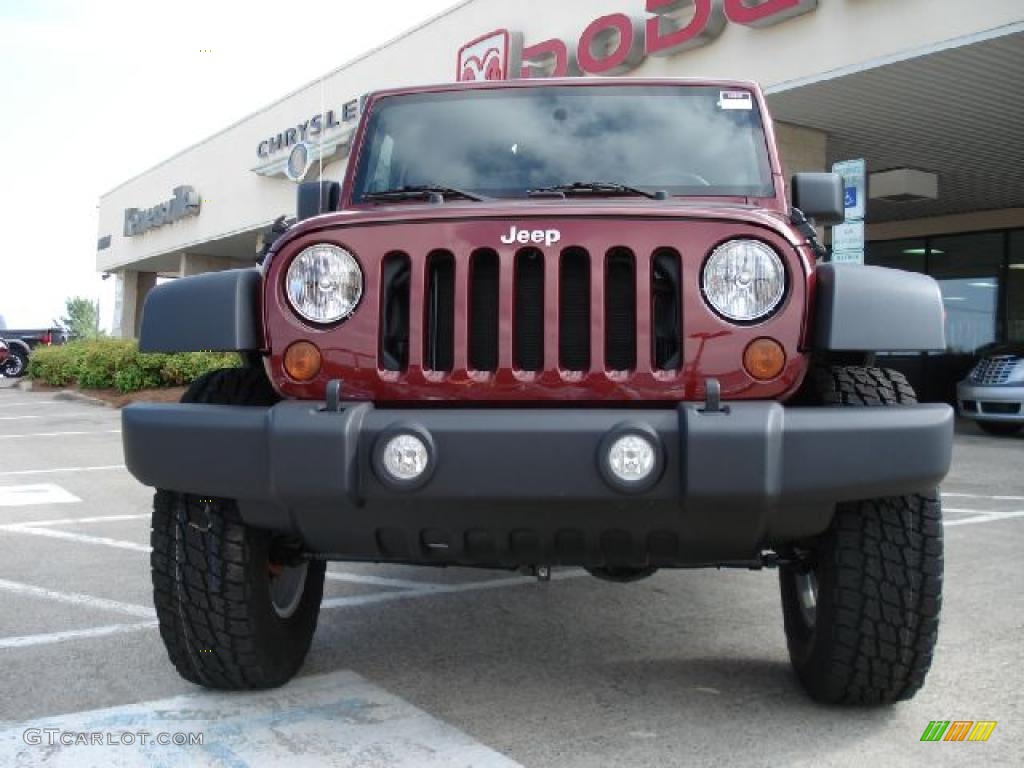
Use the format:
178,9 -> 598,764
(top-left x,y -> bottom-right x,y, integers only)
139,269 -> 263,353
812,264 -> 946,352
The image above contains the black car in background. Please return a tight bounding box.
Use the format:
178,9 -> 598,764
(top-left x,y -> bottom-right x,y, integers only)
0,324 -> 68,378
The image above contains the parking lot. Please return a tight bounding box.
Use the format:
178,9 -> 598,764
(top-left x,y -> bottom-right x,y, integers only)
0,378 -> 1021,767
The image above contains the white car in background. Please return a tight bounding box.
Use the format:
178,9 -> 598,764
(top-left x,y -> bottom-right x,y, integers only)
957,343 -> 1024,436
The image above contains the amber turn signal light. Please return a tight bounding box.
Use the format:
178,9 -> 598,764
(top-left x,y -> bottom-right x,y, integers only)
743,338 -> 786,381
283,341 -> 322,381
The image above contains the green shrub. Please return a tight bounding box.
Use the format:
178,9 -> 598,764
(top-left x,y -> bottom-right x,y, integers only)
28,339 -> 241,393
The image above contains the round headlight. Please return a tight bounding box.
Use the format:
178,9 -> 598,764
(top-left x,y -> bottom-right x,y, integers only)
702,240 -> 785,322
286,244 -> 363,324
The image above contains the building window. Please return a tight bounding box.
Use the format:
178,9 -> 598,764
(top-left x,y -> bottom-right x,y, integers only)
865,228 -> 1022,403
928,232 -> 1004,355
865,238 -> 926,274
1009,231 -> 1024,343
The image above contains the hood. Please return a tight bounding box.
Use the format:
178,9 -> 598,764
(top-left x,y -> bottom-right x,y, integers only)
271,197 -> 801,256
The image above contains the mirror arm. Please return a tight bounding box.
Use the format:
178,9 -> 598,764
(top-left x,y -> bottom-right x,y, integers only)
790,207 -> 829,262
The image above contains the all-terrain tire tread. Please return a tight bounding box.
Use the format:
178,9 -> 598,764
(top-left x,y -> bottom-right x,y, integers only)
811,493 -> 943,704
150,366 -> 322,690
783,364 -> 943,704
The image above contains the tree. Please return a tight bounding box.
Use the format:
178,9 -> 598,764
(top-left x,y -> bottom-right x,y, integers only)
58,297 -> 103,340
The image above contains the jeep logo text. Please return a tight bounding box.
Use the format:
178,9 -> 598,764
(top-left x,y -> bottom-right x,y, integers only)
500,226 -> 562,246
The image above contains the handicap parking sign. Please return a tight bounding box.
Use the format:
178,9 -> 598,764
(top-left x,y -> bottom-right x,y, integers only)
833,159 -> 866,221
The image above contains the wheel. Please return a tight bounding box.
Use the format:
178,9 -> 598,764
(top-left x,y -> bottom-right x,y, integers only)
779,365 -> 944,704
150,366 -> 326,689
2,349 -> 27,377
976,420 -> 1022,436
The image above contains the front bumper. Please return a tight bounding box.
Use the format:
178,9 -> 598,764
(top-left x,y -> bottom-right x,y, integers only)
122,401 -> 953,567
957,381 -> 1024,423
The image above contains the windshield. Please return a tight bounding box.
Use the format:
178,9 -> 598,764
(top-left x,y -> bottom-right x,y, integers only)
352,85 -> 775,201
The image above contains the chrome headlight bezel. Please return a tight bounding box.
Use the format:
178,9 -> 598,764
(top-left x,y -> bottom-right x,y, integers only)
701,239 -> 787,323
285,244 -> 364,325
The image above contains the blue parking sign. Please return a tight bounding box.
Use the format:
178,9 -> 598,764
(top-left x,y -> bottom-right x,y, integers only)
832,159 -> 866,221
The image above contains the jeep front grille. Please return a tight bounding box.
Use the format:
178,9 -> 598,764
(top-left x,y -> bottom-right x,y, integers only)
378,245 -> 683,382
468,250 -> 499,372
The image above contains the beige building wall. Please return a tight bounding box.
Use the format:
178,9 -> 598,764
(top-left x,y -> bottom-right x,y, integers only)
775,122 -> 829,181
97,0 -> 1023,275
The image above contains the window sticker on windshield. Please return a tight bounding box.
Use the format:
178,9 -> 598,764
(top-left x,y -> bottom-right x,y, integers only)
718,91 -> 752,110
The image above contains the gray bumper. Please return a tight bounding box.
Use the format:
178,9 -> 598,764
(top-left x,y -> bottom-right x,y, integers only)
957,382 -> 1024,422
122,401 -> 953,566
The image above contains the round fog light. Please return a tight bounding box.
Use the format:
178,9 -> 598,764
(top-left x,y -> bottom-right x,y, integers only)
381,434 -> 430,482
608,435 -> 656,484
599,427 -> 663,493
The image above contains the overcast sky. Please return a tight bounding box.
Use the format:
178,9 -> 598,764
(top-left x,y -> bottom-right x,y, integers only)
0,0 -> 457,330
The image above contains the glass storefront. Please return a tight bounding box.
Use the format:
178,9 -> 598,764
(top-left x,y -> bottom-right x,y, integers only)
864,228 -> 1023,403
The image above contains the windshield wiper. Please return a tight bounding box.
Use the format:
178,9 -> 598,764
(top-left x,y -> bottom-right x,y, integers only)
528,181 -> 666,200
363,185 -> 489,203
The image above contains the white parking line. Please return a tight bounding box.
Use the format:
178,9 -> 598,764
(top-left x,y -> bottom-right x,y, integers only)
0,464 -> 126,477
0,484 -> 81,507
0,429 -> 121,439
0,525 -> 150,552
0,401 -> 82,409
0,569 -> 586,650
0,670 -> 524,766
0,578 -> 155,618
325,571 -> 447,591
0,411 -> 106,420
943,491 -> 1024,502
2,513 -> 149,528
0,621 -> 158,650
944,510 -> 1024,527
322,569 -> 587,609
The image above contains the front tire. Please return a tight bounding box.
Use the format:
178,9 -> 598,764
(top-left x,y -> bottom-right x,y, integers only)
779,365 -> 944,704
150,367 -> 325,690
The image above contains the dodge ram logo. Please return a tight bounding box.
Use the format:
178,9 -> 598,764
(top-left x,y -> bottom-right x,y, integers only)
457,29 -> 516,81
501,226 -> 561,247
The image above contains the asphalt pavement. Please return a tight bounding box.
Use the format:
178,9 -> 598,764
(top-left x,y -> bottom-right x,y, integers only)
0,376 -> 1021,767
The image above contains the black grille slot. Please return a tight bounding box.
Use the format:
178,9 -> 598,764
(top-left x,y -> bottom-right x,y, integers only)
652,248 -> 682,371
424,250 -> 455,372
604,248 -> 636,371
559,248 -> 591,371
514,249 -> 545,371
379,252 -> 410,371
469,249 -> 499,372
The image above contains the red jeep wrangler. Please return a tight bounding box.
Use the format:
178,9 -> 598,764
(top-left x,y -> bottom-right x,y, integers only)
124,79 -> 953,705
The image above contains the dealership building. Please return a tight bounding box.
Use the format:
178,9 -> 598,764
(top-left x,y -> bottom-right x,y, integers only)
96,0 -> 1024,402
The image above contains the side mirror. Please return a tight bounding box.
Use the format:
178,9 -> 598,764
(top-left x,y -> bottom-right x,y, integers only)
296,181 -> 341,222
791,173 -> 845,226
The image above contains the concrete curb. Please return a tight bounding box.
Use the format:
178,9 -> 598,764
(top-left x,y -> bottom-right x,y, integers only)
52,390 -> 114,408
14,379 -> 113,408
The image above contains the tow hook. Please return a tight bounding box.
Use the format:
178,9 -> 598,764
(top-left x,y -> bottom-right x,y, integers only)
700,378 -> 728,414
325,380 -> 343,412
